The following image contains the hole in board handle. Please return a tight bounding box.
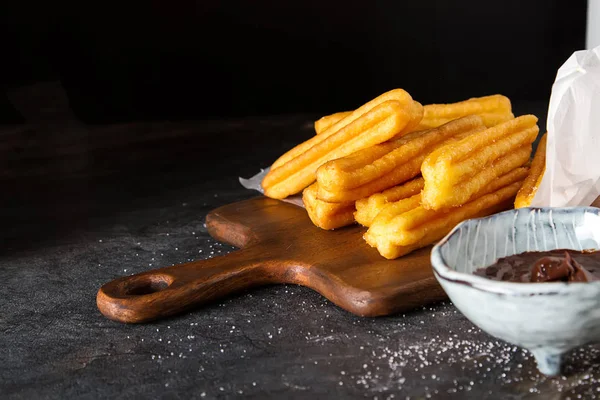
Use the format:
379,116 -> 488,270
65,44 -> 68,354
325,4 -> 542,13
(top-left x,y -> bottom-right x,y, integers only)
122,274 -> 173,296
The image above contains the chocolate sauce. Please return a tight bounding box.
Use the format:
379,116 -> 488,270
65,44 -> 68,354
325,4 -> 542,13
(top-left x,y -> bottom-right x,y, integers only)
473,250 -> 600,283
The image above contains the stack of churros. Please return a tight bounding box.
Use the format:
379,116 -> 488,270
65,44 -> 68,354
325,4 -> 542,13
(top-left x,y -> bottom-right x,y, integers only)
364,167 -> 529,259
262,88 -> 542,259
420,115 -> 538,210
316,115 -> 486,203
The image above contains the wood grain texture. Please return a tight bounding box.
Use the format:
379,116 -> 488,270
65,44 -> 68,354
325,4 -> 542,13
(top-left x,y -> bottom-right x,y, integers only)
97,196 -> 446,323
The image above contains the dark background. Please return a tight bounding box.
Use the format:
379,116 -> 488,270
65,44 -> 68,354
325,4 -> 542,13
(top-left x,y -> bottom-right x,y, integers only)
0,0 -> 588,124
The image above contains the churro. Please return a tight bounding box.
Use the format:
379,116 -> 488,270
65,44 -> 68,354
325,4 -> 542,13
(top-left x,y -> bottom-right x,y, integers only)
515,133 -> 547,208
314,111 -> 350,134
314,95 -> 513,136
416,95 -> 514,129
354,177 -> 424,227
365,167 -> 529,259
421,115 -> 538,210
302,183 -> 355,230
262,89 -> 423,199
316,116 -> 486,203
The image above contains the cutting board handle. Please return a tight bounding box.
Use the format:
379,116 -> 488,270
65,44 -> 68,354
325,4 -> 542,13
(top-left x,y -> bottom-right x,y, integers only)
96,247 -> 271,323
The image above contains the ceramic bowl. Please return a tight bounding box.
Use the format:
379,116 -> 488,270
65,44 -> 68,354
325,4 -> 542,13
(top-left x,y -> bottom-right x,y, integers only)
431,207 -> 600,376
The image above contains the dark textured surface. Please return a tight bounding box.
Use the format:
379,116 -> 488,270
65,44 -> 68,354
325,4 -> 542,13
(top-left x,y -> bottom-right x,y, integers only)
3,104 -> 600,400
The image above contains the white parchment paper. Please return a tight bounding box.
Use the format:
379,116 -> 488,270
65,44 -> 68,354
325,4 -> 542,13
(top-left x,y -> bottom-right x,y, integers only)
239,168 -> 269,194
239,168 -> 304,207
531,45 -> 600,207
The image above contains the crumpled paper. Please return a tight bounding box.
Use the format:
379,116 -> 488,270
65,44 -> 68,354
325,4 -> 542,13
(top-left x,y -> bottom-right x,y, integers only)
531,45 -> 600,207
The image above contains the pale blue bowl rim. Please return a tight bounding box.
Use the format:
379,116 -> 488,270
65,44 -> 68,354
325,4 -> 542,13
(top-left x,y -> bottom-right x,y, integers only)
431,207 -> 600,295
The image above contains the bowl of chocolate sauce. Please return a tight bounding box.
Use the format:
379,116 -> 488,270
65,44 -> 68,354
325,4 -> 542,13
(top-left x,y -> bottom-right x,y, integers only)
431,207 -> 600,376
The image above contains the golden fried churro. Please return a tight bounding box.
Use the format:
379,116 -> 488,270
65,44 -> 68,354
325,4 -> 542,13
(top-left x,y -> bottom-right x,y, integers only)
314,95 -> 513,136
271,89 -> 419,171
354,177 -> 424,227
302,183 -> 355,230
365,167 -> 529,259
416,95 -> 514,130
515,133 -> 547,208
314,111 -> 351,134
262,89 -> 423,199
421,115 -> 538,210
316,116 -> 486,203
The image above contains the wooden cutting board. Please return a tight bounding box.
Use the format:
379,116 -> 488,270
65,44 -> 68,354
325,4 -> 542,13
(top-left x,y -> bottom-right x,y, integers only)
97,196 -> 447,323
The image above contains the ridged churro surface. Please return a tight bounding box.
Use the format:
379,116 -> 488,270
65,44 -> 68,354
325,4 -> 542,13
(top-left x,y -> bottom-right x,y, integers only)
416,94 -> 514,130
313,94 -> 513,135
316,116 -> 485,203
421,115 -> 538,210
365,167 -> 528,259
515,133 -> 547,208
262,89 -> 423,199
